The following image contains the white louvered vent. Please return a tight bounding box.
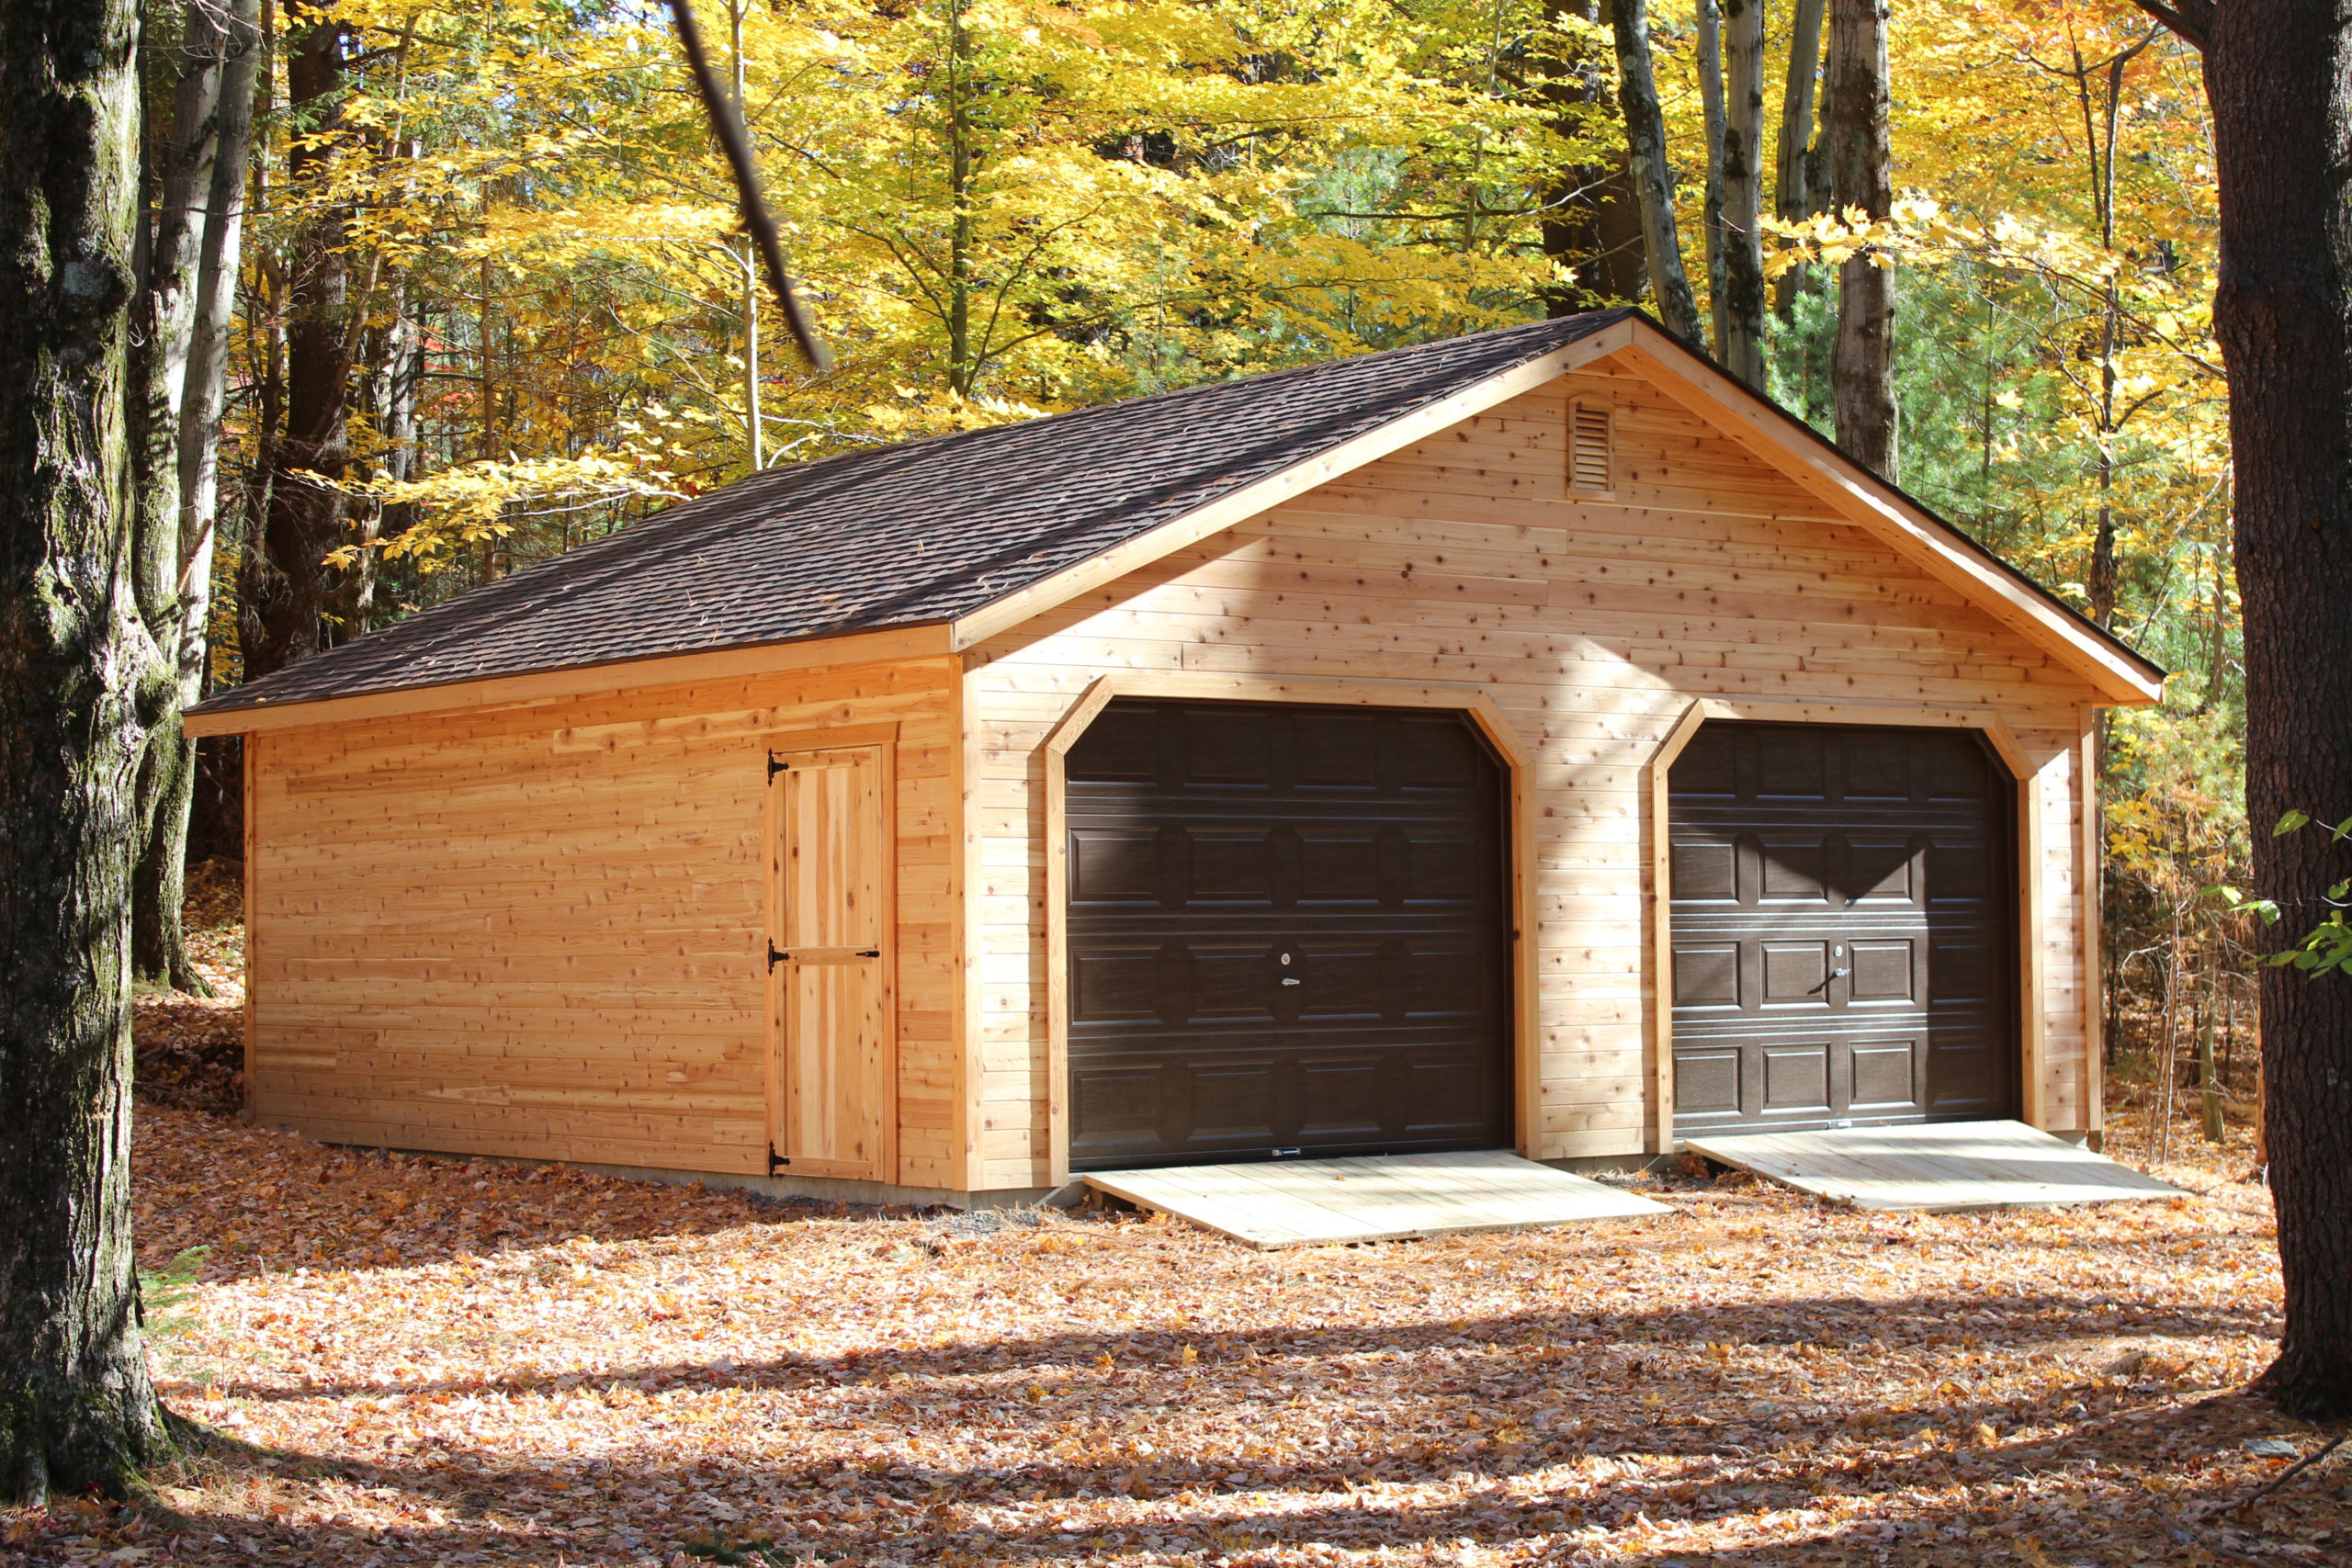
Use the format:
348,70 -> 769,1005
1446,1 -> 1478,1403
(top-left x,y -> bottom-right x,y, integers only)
1568,400 -> 1612,495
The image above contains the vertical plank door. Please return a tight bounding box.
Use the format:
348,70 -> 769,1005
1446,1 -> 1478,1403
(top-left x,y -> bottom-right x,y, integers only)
769,743 -> 894,1181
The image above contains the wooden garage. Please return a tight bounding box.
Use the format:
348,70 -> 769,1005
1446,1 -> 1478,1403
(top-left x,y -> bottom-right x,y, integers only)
186,310 -> 2164,1204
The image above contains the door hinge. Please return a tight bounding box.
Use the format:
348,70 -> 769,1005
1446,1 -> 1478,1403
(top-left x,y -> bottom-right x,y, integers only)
768,942 -> 791,968
767,751 -> 790,780
768,1142 -> 788,1172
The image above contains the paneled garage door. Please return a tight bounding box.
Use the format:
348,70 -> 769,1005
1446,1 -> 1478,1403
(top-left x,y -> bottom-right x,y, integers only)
1064,699 -> 1511,1171
1668,722 -> 2019,1136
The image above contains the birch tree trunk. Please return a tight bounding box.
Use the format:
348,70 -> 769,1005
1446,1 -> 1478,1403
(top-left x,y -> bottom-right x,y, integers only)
1718,0 -> 1770,387
1609,0 -> 1703,342
1825,0 -> 1898,479
130,0 -> 230,994
0,0 -> 180,1501
1774,0 -> 1827,321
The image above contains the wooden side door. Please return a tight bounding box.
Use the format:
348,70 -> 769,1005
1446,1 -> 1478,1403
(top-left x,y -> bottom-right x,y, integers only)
768,743 -> 894,1180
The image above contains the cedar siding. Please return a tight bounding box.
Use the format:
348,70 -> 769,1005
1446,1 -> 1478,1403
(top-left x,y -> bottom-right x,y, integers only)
963,363 -> 2104,1190
206,322 -> 2149,1201
245,658 -> 964,1190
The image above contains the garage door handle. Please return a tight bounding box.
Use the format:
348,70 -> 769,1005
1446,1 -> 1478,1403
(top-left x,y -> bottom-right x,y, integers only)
1281,977 -> 1302,987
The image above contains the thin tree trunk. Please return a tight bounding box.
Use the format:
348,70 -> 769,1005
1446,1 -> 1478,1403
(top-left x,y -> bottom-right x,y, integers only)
131,0 -> 237,995
241,0 -> 349,680
1824,0 -> 1897,479
0,0 -> 180,1500
1609,0 -> 1703,342
1539,0 -> 1647,314
1718,0 -> 1769,387
1774,0 -> 1827,320
1698,0 -> 1728,357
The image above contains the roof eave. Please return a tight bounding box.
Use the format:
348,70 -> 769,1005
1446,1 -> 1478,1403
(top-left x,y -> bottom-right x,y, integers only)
181,621 -> 957,738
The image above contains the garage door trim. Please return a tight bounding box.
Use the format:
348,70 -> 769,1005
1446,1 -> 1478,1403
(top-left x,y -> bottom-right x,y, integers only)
1042,672 -> 1537,1186
1644,698 -> 2045,1154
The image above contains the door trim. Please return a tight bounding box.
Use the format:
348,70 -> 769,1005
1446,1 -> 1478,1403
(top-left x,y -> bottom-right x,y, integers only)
1041,672 -> 1537,1187
1642,698 -> 2041,1154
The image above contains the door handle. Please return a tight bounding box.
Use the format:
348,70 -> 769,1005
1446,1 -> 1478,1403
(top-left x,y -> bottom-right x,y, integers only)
1281,976 -> 1302,987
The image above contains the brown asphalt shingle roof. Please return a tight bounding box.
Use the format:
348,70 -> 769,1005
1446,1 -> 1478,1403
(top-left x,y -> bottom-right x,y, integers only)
193,312 -> 1633,716
192,310 -> 2158,716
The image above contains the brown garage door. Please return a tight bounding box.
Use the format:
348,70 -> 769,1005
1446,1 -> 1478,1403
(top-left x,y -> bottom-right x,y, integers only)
1064,699 -> 1511,1170
1668,721 -> 2019,1135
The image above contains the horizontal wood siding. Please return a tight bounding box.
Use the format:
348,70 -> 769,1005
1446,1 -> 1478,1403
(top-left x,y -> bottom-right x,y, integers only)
967,358 -> 2103,1189
247,658 -> 960,1185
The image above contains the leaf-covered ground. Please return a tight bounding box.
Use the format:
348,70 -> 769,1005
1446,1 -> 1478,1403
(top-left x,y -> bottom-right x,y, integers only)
3,910 -> 2342,1568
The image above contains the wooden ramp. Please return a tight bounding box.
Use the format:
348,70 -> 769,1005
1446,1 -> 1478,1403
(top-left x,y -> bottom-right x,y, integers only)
1682,1120 -> 2182,1213
1081,1148 -> 1669,1249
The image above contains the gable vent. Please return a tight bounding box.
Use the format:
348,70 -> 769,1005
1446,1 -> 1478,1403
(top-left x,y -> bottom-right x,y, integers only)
1568,400 -> 1613,496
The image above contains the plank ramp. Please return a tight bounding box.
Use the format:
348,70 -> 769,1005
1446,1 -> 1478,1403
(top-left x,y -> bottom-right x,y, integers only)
1682,1120 -> 2181,1213
1081,1148 -> 1669,1249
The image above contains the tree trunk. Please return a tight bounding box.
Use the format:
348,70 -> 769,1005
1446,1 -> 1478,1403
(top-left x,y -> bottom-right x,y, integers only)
2203,0 -> 2352,1421
241,0 -> 348,681
1824,0 -> 1897,480
1609,0 -> 1703,342
2128,0 -> 2352,1416
1774,0 -> 1827,320
1539,0 -> 1648,314
134,0 -> 255,994
1718,0 -> 1769,387
130,0 -> 231,995
1698,0 -> 1728,355
0,0 -> 179,1501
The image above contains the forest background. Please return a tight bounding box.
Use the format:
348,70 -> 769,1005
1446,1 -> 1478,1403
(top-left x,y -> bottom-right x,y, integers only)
155,0 -> 2242,1131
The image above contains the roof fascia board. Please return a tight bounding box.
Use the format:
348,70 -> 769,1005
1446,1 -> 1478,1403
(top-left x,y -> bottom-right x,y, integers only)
181,623 -> 956,737
1612,326 -> 2164,706
945,316 -> 1640,651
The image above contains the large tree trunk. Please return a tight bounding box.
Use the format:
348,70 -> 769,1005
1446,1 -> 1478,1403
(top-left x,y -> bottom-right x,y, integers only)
2204,0 -> 2352,1420
0,0 -> 179,1501
1774,0 -> 1828,320
241,1 -> 348,681
2125,0 -> 2352,1417
1609,0 -> 1704,342
1539,0 -> 1648,315
1717,0 -> 1769,387
1825,0 -> 1897,479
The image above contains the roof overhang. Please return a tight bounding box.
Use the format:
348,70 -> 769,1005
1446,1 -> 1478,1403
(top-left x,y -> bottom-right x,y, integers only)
181,623 -> 956,737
